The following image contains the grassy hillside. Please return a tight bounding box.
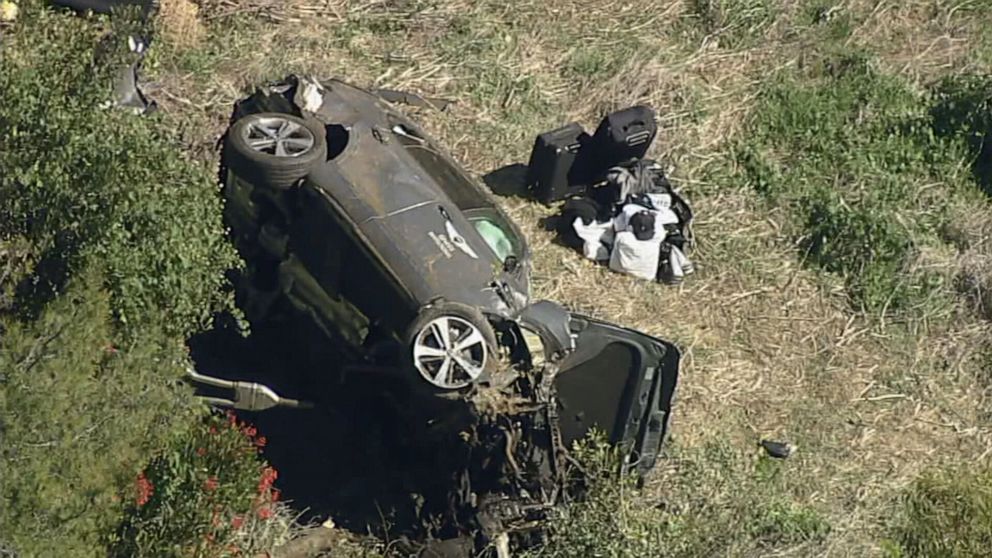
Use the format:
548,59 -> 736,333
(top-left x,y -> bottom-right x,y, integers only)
4,0 -> 992,555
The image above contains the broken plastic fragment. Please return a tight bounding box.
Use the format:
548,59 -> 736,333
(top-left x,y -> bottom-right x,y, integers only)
112,59 -> 155,115
300,77 -> 325,113
760,439 -> 795,459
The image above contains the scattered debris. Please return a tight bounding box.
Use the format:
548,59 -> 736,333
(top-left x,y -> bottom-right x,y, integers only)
372,88 -> 456,112
185,368 -> 314,410
49,0 -> 159,20
760,440 -> 796,459
553,159 -> 694,284
107,56 -> 156,114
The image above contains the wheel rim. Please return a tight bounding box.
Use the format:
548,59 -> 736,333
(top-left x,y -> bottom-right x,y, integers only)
242,116 -> 316,157
412,316 -> 488,389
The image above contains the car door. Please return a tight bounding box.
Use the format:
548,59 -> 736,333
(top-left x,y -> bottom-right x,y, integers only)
547,312 -> 681,474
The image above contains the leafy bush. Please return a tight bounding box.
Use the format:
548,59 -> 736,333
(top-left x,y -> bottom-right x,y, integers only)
0,2 -> 238,337
0,269 -> 200,556
0,3 -> 246,555
889,467 -> 992,557
525,436 -> 831,557
110,413 -> 295,557
522,433 -> 673,558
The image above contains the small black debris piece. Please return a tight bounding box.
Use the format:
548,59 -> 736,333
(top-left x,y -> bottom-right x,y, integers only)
760,439 -> 795,459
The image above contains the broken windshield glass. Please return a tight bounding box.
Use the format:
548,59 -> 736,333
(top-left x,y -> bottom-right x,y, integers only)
471,215 -> 516,263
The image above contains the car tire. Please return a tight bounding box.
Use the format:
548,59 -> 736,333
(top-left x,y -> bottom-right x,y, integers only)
224,112 -> 327,190
405,302 -> 498,390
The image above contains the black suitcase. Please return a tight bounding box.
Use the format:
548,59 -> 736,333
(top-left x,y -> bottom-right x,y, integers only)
526,122 -> 591,205
585,105 -> 657,178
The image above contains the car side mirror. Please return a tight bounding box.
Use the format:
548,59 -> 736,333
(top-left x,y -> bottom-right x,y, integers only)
503,255 -> 520,273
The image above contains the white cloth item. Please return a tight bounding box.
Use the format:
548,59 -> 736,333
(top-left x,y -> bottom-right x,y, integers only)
668,245 -> 693,280
300,77 -> 326,113
572,217 -> 614,261
653,206 -> 680,227
609,230 -> 662,281
645,192 -> 672,210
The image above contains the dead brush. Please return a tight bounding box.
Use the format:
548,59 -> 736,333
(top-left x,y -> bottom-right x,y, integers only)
156,0 -> 206,50
197,0 -> 347,24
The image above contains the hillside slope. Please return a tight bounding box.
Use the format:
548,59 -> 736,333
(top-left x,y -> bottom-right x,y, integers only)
4,0 -> 992,555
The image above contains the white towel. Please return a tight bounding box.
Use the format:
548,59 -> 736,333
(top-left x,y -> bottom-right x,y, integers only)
573,217 -> 614,261
609,231 -> 662,281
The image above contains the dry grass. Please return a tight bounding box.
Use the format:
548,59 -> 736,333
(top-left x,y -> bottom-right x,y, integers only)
845,0 -> 992,83
146,0 -> 992,554
156,0 -> 206,50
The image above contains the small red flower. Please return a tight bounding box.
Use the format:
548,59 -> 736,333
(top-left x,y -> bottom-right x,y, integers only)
231,515 -> 244,529
257,506 -> 273,520
196,447 -> 207,456
254,436 -> 267,448
242,425 -> 257,438
257,466 -> 278,495
134,472 -> 154,507
203,476 -> 219,492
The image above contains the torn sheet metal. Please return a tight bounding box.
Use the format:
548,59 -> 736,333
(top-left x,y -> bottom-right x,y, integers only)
98,36 -> 155,114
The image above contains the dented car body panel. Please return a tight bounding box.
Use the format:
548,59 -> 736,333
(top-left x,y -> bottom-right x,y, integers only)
553,314 -> 681,473
229,78 -> 531,321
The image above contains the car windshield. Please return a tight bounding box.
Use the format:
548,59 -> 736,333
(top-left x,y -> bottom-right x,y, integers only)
391,122 -> 523,263
466,210 -> 522,263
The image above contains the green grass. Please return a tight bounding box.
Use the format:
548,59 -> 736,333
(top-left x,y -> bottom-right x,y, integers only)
735,50 -> 981,314
888,466 -> 992,557
682,0 -> 780,48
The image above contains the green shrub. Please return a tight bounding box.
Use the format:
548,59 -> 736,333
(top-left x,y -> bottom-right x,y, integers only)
0,2 -> 238,337
889,467 -> 992,557
0,4 -> 245,555
110,413 -> 295,557
0,268 -> 200,556
523,433 -> 673,558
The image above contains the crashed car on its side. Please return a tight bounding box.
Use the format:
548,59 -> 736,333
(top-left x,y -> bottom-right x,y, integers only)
217,75 -> 681,543
221,75 -> 681,459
